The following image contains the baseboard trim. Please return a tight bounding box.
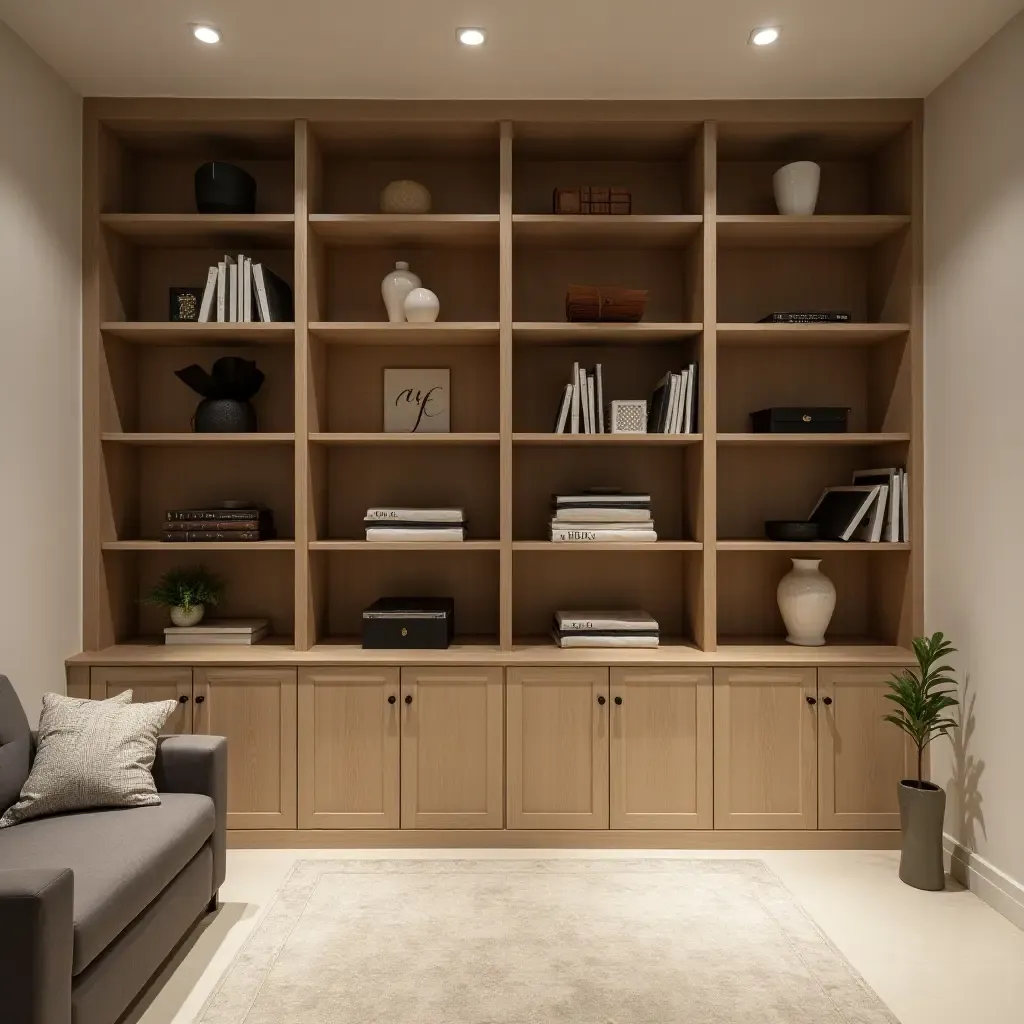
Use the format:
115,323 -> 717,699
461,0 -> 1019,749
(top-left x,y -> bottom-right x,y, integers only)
944,834 -> 1024,931
227,829 -> 901,851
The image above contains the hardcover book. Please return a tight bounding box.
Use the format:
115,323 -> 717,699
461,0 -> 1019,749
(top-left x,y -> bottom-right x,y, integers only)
758,312 -> 852,323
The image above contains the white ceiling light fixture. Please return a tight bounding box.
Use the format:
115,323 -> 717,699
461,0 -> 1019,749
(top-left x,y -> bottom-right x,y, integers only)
458,28 -> 486,46
749,26 -> 780,46
191,24 -> 221,45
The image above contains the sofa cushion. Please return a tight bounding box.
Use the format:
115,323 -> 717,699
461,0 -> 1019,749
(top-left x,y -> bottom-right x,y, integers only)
0,675 -> 31,813
0,792 -> 214,975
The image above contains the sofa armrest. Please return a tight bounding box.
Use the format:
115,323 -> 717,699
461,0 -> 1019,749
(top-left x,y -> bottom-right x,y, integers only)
0,867 -> 73,1024
153,735 -> 227,893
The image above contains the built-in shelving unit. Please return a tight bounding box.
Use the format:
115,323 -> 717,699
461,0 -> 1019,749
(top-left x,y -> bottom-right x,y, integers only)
82,100 -> 921,660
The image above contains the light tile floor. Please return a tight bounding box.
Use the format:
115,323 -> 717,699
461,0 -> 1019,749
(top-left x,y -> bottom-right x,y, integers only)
133,848 -> 1024,1024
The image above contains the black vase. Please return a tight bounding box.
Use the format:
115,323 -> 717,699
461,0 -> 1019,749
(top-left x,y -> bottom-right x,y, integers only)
194,162 -> 257,215
194,398 -> 258,433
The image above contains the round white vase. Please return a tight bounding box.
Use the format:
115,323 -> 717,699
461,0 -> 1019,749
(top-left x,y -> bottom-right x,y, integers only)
773,161 -> 821,215
777,558 -> 835,647
404,287 -> 440,323
379,180 -> 432,214
381,261 -> 421,323
170,604 -> 204,628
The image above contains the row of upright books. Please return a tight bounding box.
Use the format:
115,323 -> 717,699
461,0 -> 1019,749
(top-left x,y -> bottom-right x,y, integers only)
195,255 -> 293,323
162,506 -> 277,542
810,467 -> 909,542
550,491 -> 656,543
364,508 -> 466,542
553,610 -> 660,648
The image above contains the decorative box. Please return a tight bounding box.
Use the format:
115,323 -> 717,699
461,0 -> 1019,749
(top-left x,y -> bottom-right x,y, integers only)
362,597 -> 455,650
553,186 -> 632,215
566,285 -> 647,323
750,407 -> 850,433
608,400 -> 648,434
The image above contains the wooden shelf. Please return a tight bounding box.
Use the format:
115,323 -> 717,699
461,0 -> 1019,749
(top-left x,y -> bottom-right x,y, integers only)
514,541 -> 701,552
310,322 -> 499,345
514,214 -> 702,248
514,433 -> 703,446
717,433 -> 910,446
718,541 -> 911,553
716,323 -> 910,346
309,214 -> 498,246
102,540 -> 296,551
101,322 -> 294,344
514,322 -> 702,345
310,432 -> 500,446
716,214 -> 910,248
100,432 -> 296,446
311,540 -> 500,551
99,213 -> 294,247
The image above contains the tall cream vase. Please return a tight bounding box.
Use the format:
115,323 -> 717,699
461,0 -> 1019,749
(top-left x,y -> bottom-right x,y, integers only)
777,558 -> 836,646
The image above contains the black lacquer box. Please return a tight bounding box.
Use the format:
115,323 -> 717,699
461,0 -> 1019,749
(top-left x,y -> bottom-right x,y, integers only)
750,407 -> 850,433
362,597 -> 455,650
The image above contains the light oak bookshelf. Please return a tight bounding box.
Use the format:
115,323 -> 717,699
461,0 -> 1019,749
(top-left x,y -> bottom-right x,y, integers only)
82,99 -> 922,661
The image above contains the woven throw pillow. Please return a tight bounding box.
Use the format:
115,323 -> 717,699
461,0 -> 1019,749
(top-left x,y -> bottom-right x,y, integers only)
0,690 -> 178,828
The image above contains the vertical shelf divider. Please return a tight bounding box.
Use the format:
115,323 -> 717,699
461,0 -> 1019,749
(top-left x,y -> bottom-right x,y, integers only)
294,119 -> 312,649
908,115 -> 924,646
499,121 -> 514,650
700,120 -> 718,651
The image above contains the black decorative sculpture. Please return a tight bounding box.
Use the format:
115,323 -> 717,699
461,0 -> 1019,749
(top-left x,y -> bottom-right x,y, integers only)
175,357 -> 265,433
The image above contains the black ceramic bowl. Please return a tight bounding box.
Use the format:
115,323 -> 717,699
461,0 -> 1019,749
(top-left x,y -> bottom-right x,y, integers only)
194,162 -> 257,215
765,520 -> 820,542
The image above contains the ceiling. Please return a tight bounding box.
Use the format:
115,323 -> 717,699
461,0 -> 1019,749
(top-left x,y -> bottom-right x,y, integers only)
1,0 -> 1021,99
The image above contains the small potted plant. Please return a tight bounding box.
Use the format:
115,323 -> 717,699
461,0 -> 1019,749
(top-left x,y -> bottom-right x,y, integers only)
883,632 -> 960,891
146,566 -> 224,628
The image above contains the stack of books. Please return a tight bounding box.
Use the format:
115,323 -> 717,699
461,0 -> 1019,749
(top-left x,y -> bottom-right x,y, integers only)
648,365 -> 698,434
552,361 -> 607,434
364,508 -> 466,542
195,255 -> 293,323
550,492 -> 656,543
553,610 -> 660,648
164,618 -> 269,646
808,466 -> 909,542
163,506 -> 276,543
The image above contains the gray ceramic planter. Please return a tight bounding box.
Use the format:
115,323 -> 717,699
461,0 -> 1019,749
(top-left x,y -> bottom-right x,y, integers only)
898,781 -> 946,890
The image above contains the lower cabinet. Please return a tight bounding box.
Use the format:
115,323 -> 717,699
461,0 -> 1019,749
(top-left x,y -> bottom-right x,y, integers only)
91,667 -> 194,734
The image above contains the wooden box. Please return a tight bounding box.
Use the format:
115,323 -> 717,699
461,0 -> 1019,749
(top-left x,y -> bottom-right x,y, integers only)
553,186 -> 632,215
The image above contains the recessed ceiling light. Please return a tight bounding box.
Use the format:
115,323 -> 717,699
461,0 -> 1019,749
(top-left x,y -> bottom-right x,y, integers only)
458,28 -> 486,46
192,24 -> 221,45
749,26 -> 780,46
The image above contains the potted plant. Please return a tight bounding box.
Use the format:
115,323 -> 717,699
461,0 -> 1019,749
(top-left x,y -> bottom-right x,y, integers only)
146,566 -> 224,628
883,632 -> 960,890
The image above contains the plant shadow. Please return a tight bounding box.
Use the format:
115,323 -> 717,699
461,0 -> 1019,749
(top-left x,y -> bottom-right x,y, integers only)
946,672 -> 985,850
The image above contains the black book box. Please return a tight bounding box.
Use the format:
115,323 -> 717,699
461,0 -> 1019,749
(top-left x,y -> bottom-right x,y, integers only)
750,407 -> 849,433
362,597 -> 455,650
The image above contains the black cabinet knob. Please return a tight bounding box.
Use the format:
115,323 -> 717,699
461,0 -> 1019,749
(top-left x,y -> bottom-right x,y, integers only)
823,696 -> 833,706
405,694 -> 413,705
195,695 -> 205,704
597,695 -> 606,705
805,695 -> 817,706
614,696 -> 623,705
178,695 -> 189,704
388,695 -> 397,705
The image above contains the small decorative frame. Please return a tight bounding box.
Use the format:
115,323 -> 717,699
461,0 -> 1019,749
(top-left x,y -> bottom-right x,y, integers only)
169,287 -> 203,322
383,368 -> 451,433
609,400 -> 648,434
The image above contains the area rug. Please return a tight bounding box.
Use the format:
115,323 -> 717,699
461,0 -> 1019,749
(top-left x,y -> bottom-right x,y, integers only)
197,859 -> 898,1024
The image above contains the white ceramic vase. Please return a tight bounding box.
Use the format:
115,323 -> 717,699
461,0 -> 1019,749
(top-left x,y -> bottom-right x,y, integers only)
170,604 -> 204,627
380,180 -> 432,214
773,161 -> 821,215
777,558 -> 835,647
404,287 -> 440,323
381,261 -> 421,323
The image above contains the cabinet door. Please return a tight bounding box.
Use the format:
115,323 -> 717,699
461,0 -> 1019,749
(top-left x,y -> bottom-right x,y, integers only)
507,667 -> 609,829
90,667 -> 193,734
610,668 -> 713,829
714,667 -> 818,830
401,667 -> 504,829
193,668 -> 297,830
818,667 -> 911,830
298,668 -> 400,829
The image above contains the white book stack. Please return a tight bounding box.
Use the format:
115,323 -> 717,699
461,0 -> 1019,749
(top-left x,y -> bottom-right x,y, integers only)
553,610 -> 660,648
197,255 -> 294,323
553,362 -> 606,434
550,492 -> 656,542
364,507 -> 466,542
647,364 -> 698,434
851,467 -> 910,542
164,618 -> 269,646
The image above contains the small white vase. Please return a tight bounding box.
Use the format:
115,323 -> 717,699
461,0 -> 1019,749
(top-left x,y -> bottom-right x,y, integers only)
777,559 -> 835,647
380,179 -> 432,214
170,604 -> 204,628
404,287 -> 440,323
381,261 -> 421,323
773,161 -> 821,215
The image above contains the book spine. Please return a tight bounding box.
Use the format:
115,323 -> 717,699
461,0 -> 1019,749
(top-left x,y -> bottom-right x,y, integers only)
595,363 -> 605,434
216,262 -> 226,322
550,528 -> 657,542
762,312 -> 852,323
570,363 -> 580,434
253,264 -> 272,322
162,531 -> 263,542
164,519 -> 260,531
166,510 -> 265,521
198,265 -> 218,323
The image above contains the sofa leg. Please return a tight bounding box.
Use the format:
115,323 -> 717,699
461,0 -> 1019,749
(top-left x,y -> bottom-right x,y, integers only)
207,892 -> 219,913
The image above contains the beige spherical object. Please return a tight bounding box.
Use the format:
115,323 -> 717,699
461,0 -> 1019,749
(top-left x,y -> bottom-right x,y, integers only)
403,287 -> 440,323
379,179 -> 432,214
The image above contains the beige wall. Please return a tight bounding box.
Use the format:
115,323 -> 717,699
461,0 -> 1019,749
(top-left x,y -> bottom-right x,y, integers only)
0,22 -> 81,718
925,11 -> 1024,892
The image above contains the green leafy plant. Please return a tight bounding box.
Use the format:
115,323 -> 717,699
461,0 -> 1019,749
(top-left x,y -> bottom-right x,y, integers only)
145,566 -> 224,613
883,632 -> 960,787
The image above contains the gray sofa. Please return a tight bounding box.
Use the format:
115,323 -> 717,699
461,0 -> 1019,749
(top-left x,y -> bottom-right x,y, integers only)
0,676 -> 227,1024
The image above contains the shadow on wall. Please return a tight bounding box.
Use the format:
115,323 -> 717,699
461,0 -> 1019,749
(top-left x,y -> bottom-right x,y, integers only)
945,673 -> 985,850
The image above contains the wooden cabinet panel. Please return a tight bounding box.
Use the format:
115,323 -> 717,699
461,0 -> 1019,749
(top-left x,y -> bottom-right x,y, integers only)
610,668 -> 713,829
400,667 -> 504,829
298,668 -> 400,829
193,668 -> 297,829
818,667 -> 910,829
714,667 -> 818,830
90,666 -> 193,734
66,665 -> 91,700
507,667 -> 609,829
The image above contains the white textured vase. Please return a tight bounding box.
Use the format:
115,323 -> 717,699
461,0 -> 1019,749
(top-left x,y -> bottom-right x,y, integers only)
777,558 -> 835,647
773,161 -> 821,215
381,261 -> 421,323
404,287 -> 440,323
380,180 -> 432,214
170,604 -> 204,627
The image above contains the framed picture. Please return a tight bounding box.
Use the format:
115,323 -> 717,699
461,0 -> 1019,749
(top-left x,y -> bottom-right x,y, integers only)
168,287 -> 203,322
383,368 -> 450,433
